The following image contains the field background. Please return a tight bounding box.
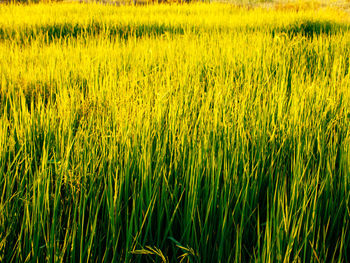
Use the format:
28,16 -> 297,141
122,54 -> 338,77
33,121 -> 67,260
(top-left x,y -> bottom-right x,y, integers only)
1,1 -> 350,262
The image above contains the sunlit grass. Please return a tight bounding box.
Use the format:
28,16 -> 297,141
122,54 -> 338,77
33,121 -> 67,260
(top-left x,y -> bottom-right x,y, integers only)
1,2 -> 350,262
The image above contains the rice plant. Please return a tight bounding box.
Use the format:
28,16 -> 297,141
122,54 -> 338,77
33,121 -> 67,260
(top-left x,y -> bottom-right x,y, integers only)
1,2 -> 350,262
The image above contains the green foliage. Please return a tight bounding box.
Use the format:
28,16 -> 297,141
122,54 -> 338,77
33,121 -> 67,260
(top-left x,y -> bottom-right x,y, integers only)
1,3 -> 350,262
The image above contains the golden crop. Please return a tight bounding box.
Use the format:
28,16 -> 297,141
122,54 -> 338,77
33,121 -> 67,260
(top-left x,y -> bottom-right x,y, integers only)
1,2 -> 350,262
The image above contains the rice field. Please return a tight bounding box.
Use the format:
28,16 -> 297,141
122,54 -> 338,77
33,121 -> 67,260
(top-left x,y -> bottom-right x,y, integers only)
1,2 -> 350,262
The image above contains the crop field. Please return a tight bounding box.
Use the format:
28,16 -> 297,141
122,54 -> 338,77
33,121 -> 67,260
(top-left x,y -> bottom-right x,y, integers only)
1,1 -> 350,262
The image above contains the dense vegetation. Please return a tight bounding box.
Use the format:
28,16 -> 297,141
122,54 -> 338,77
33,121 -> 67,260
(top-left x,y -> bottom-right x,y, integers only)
1,2 -> 350,262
